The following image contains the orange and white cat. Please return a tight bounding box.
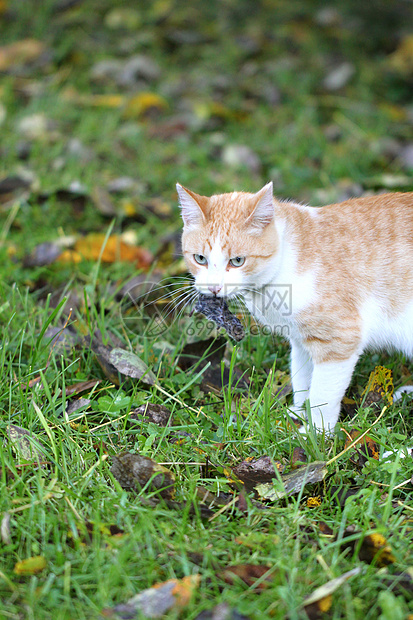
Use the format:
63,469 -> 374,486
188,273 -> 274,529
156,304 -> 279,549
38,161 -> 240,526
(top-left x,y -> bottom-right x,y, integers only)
178,182 -> 413,433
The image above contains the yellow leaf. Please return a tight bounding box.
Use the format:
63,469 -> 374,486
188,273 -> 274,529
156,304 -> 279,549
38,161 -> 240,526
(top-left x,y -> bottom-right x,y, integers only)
389,35 -> 413,74
58,249 -> 82,264
0,39 -> 45,71
74,233 -> 152,268
123,92 -> 168,118
359,533 -> 396,566
307,495 -> 322,508
362,366 -> 393,405
379,103 -> 408,122
90,94 -> 125,108
14,556 -> 47,575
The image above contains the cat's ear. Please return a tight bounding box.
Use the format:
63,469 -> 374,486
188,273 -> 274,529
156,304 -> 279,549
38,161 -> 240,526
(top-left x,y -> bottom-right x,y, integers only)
176,183 -> 208,228
245,182 -> 274,231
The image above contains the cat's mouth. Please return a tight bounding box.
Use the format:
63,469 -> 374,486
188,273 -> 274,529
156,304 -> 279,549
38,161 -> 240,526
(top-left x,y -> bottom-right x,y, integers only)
195,286 -> 243,300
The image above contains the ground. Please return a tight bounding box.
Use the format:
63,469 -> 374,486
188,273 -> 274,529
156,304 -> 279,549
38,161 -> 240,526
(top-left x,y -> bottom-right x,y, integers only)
0,1 -> 413,618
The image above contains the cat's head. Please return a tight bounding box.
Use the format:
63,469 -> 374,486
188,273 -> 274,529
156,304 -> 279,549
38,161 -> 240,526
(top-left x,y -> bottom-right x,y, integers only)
178,182 -> 278,298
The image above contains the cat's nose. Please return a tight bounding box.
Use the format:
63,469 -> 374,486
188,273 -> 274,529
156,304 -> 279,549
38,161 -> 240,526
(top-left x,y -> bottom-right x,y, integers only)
208,285 -> 222,296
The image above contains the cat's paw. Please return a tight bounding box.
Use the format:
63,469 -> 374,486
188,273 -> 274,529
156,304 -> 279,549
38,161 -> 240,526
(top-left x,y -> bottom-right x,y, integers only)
393,386 -> 413,402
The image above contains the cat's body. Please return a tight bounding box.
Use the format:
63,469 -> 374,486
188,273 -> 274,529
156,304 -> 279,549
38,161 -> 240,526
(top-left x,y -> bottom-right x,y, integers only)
178,182 -> 413,432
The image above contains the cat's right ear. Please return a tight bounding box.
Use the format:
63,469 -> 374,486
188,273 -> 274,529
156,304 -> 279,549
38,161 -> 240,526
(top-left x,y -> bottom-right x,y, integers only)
176,184 -> 207,228
245,182 -> 274,232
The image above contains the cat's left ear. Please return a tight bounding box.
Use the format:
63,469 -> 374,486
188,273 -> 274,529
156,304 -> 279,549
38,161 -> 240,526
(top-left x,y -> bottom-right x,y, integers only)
246,182 -> 274,231
176,183 -> 208,228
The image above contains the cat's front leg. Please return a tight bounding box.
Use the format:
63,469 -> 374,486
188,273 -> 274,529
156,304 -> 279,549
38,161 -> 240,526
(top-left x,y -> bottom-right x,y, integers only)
290,340 -> 313,415
301,353 -> 360,433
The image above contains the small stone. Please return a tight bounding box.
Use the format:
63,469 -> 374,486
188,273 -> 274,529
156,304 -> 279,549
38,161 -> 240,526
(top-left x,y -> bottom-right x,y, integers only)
118,55 -> 161,87
105,8 -> 141,30
315,7 -> 342,27
323,62 -> 355,91
222,144 -> 261,174
17,113 -> 59,141
107,176 -> 143,193
67,138 -> 95,163
90,59 -> 123,83
399,144 -> 413,169
16,141 -> 31,160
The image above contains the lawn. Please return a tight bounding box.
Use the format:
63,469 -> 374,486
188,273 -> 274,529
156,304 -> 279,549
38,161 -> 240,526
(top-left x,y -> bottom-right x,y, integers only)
1,1 -> 413,618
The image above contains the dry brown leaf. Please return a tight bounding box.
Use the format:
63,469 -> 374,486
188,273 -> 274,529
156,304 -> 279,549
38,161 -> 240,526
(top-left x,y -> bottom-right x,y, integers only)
291,446 -> 307,468
129,403 -> 173,426
0,39 -> 45,70
63,379 -> 101,397
344,429 -> 379,467
218,564 -> 273,590
111,453 -> 175,500
232,456 -> 284,490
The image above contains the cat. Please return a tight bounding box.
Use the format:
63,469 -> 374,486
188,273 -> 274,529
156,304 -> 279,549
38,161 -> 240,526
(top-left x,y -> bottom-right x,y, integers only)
177,181 -> 413,433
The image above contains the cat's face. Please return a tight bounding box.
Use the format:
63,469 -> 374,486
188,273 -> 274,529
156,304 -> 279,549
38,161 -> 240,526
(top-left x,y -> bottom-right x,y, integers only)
178,182 -> 278,298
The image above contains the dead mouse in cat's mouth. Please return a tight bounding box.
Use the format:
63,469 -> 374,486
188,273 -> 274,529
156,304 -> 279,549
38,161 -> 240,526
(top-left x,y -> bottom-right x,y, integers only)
194,294 -> 245,341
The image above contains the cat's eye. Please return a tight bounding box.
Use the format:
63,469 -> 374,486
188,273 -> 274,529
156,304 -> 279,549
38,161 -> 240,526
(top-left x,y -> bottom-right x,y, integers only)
194,254 -> 207,265
229,257 -> 245,267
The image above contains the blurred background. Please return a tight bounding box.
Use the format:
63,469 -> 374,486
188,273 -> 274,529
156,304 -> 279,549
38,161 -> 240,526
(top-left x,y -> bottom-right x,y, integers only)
0,0 -> 412,282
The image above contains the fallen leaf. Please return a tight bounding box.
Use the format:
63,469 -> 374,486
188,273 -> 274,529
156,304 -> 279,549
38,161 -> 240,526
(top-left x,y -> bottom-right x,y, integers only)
6,424 -> 47,466
344,429 -> 380,467
109,348 -> 156,385
358,533 -> 396,567
63,379 -> 101,397
111,452 -> 175,499
291,446 -> 307,468
388,34 -> 413,74
123,92 -> 168,119
0,39 -> 45,70
74,233 -> 153,268
129,403 -> 173,426
232,456 -> 284,490
13,555 -> 47,575
68,520 -> 125,545
194,603 -> 252,620
66,398 -> 91,416
196,486 -> 235,508
102,574 -> 200,618
362,365 -> 393,406
256,461 -> 328,501
302,567 -> 361,619
218,564 -> 273,590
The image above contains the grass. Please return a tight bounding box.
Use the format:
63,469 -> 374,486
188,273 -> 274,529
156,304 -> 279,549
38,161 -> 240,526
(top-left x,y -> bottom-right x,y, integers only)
1,0 -> 413,618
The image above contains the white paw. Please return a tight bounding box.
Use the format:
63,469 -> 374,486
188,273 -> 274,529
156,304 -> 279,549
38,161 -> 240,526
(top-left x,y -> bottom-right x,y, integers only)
393,386 -> 413,402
